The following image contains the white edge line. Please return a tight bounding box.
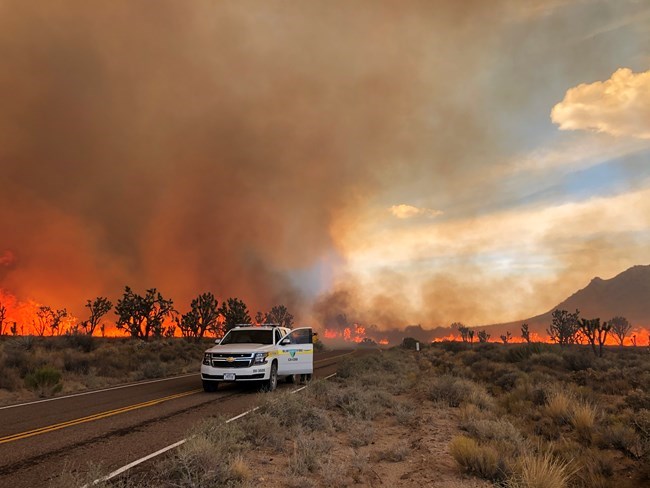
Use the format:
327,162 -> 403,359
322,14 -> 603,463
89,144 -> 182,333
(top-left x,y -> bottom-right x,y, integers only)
84,372 -> 338,487
0,373 -> 199,411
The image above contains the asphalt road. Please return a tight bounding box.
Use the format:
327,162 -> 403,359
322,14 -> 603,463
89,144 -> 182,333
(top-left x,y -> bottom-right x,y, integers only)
0,349 -> 356,487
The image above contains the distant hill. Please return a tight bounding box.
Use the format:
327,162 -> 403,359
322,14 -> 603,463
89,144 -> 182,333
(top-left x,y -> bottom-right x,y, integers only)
476,264 -> 650,338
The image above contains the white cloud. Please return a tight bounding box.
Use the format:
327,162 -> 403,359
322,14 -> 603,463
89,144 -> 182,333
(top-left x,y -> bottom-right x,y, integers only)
389,204 -> 443,220
342,186 -> 650,270
551,68 -> 650,139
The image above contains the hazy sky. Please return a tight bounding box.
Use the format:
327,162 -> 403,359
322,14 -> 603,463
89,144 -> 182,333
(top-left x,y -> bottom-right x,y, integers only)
1,0 -> 649,328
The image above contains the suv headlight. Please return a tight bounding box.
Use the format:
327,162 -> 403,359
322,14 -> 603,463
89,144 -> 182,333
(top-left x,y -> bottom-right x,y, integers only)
254,352 -> 268,364
202,353 -> 211,365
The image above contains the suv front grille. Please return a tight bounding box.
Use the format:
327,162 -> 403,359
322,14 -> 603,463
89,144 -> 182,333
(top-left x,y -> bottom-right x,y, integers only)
210,353 -> 254,369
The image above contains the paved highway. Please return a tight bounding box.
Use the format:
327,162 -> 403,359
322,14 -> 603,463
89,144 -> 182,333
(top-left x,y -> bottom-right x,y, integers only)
0,349 -> 355,487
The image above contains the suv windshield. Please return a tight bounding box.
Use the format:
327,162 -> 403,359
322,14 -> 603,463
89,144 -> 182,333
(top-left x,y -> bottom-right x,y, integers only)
220,329 -> 274,345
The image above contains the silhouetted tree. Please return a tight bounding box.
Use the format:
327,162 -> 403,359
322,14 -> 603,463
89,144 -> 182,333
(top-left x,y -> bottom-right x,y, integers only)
266,305 -> 294,328
176,292 -> 220,340
254,311 -> 266,324
521,323 -> 530,343
115,287 -> 174,340
578,317 -> 611,357
468,329 -> 475,344
218,297 -> 251,332
34,306 -> 66,336
0,302 -> 6,336
478,330 -> 490,343
10,322 -> 17,336
80,297 -> 112,336
456,324 -> 470,342
547,309 -> 580,346
500,331 -> 512,344
609,316 -> 632,346
34,306 -> 53,336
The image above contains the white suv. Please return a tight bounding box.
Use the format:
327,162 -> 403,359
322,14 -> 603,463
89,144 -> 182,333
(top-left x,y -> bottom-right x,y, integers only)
200,325 -> 314,392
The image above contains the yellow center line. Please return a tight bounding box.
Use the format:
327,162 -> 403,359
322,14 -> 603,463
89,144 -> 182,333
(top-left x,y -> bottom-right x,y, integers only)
0,389 -> 202,445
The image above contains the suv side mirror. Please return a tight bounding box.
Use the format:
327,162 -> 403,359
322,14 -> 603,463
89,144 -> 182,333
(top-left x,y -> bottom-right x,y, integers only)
280,338 -> 291,346
214,339 -> 221,344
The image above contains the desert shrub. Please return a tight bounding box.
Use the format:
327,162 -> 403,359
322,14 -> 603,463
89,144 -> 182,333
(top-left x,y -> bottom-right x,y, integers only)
545,390 -> 573,425
461,417 -> 524,448
64,333 -> 96,353
3,347 -> 42,377
289,433 -> 331,475
259,390 -> 333,432
506,452 -> 573,488
327,386 -> 392,420
597,422 -> 644,458
24,366 -> 62,397
237,412 -> 285,450
373,440 -> 410,462
429,375 -> 493,410
570,402 -> 597,443
494,370 -> 523,392
63,351 -> 91,374
348,421 -> 375,447
0,366 -> 21,391
506,343 -> 546,363
449,436 -> 504,481
572,449 -> 615,488
530,352 -> 564,369
632,409 -> 650,441
393,400 -> 419,426
437,340 -> 469,353
563,351 -> 594,372
155,435 -> 231,486
139,361 -> 167,379
624,389 -> 650,411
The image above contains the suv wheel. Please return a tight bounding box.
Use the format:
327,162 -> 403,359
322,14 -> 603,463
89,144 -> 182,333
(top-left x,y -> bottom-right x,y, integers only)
264,361 -> 278,392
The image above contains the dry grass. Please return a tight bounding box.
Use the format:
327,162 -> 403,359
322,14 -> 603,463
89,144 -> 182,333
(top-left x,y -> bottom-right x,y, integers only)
506,452 -> 574,488
449,435 -> 502,481
545,390 -> 573,425
570,402 -> 597,442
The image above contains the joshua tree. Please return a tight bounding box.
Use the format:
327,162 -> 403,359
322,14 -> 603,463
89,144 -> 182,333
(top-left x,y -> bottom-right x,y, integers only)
547,309 -> 580,346
218,297 -> 251,332
176,292 -> 220,340
34,306 -> 66,336
80,297 -> 113,335
115,287 -> 175,340
457,325 -> 470,342
521,323 -> 531,343
578,317 -> 611,357
468,329 -> 475,344
609,316 -> 632,346
266,305 -> 294,328
478,330 -> 490,343
500,331 -> 512,344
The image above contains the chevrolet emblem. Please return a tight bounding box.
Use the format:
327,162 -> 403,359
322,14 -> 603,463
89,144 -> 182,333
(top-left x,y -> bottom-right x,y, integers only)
226,357 -> 235,362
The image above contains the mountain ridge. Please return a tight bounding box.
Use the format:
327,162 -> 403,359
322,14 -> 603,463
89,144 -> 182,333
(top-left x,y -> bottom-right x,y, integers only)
477,264 -> 650,337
